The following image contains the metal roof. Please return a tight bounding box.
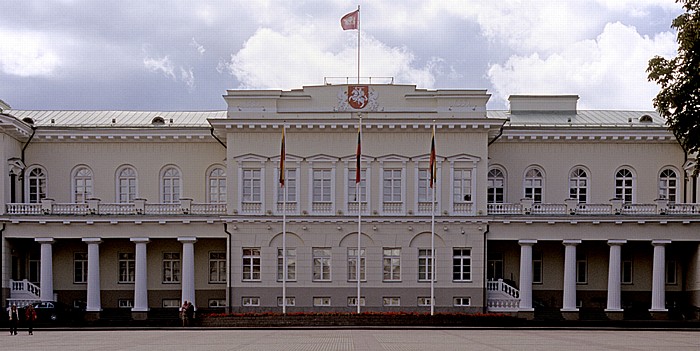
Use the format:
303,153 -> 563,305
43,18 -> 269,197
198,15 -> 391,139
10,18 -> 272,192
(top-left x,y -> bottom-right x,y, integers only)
4,110 -> 227,127
488,110 -> 666,128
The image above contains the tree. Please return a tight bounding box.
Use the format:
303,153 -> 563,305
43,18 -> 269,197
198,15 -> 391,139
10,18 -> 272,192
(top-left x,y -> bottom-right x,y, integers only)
647,0 -> 700,173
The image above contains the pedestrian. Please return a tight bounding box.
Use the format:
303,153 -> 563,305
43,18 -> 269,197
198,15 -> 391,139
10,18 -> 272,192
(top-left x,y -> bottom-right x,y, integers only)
180,301 -> 188,327
25,304 -> 37,335
8,304 -> 19,335
185,301 -> 195,327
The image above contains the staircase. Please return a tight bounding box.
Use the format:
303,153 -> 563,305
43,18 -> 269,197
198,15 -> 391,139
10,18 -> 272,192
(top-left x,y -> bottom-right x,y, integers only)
7,279 -> 41,307
487,279 -> 520,312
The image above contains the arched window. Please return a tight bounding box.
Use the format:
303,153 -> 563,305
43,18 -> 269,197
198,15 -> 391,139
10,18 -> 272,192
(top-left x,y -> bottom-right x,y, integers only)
117,166 -> 137,203
487,168 -> 505,204
73,167 -> 93,203
208,167 -> 226,203
569,168 -> 588,203
161,167 -> 181,203
524,168 -> 544,203
615,168 -> 634,203
659,168 -> 678,203
27,167 -> 47,203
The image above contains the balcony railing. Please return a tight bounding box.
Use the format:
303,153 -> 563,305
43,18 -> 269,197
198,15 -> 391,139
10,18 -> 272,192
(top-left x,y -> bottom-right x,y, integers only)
5,199 -> 226,216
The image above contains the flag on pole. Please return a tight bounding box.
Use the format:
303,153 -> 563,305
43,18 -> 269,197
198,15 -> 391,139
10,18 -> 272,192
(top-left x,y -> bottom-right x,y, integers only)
279,127 -> 286,187
356,125 -> 362,183
429,125 -> 436,188
341,9 -> 359,30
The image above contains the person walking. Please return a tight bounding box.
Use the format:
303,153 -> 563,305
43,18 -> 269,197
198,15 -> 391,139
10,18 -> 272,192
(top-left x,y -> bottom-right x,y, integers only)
180,301 -> 188,327
25,304 -> 37,335
8,304 -> 19,335
185,301 -> 195,327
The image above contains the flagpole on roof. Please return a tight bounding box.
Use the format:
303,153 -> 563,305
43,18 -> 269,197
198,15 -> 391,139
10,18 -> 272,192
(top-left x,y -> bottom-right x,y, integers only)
356,115 -> 362,314
357,5 -> 360,84
430,122 -> 436,316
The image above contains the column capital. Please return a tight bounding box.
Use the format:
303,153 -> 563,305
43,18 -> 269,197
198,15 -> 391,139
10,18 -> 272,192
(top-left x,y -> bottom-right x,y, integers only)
652,239 -> 671,246
130,237 -> 151,244
607,239 -> 627,246
178,237 -> 198,244
518,239 -> 537,246
82,237 -> 103,244
563,239 -> 582,246
35,237 -> 55,244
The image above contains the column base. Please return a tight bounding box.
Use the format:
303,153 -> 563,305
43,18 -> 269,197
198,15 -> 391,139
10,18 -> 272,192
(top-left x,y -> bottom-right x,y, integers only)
517,309 -> 535,320
131,311 -> 149,321
649,310 -> 668,320
560,309 -> 579,321
84,311 -> 101,322
604,309 -> 624,321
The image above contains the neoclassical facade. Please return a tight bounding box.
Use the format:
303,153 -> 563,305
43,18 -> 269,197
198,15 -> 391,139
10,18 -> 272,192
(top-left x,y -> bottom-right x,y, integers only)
1,84 -> 698,320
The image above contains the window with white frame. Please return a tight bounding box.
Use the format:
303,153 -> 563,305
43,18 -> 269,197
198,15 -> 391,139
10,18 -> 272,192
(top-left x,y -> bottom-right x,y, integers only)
208,167 -> 226,203
242,169 -> 261,202
533,251 -> 543,284
242,248 -> 261,281
347,296 -> 365,307
417,297 -> 432,307
615,168 -> 634,203
209,299 -> 227,308
117,167 -> 137,203
576,251 -> 587,284
74,252 -> 88,283
666,260 -> 677,285
242,297 -> 260,306
382,297 -> 400,306
162,252 -> 181,283
161,167 -> 181,203
524,168 -> 544,203
347,169 -> 367,202
278,297 -> 296,307
417,169 -> 434,202
452,169 -> 472,203
277,169 -> 297,203
659,168 -> 678,203
383,248 -> 401,281
312,248 -> 332,281
209,252 -> 226,283
277,248 -> 296,281
27,167 -> 47,203
312,169 -> 332,202
118,252 -> 135,283
487,168 -> 505,204
453,297 -> 471,306
383,169 -> 402,202
347,248 -> 366,281
162,299 -> 180,308
418,249 -> 434,282
73,167 -> 93,203
452,248 -> 471,281
313,297 -> 331,306
569,168 -> 588,203
118,299 -> 134,308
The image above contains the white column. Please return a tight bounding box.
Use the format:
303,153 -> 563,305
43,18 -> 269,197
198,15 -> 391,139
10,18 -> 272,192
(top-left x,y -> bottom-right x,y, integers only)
83,238 -> 102,312
561,240 -> 581,312
131,238 -> 150,312
179,237 -> 197,307
35,238 -> 55,301
518,240 -> 537,311
606,240 -> 626,311
650,239 -> 671,312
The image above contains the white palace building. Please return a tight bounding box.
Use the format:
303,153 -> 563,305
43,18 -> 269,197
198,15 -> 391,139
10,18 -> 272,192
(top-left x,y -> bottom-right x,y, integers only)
1,82 -> 699,321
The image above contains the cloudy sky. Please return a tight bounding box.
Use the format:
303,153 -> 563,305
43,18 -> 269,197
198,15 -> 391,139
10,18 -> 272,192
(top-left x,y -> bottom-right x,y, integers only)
0,0 -> 683,111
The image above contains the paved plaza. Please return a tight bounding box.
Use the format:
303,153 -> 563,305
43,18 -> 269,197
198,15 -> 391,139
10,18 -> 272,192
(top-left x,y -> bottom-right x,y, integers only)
2,328 -> 699,351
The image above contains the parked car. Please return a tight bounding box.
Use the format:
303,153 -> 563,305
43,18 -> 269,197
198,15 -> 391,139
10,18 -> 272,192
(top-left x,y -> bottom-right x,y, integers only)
31,301 -> 75,323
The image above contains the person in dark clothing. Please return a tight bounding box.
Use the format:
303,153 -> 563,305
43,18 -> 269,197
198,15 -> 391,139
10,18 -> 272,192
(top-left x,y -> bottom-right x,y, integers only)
185,302 -> 195,327
8,304 -> 19,335
25,304 -> 37,335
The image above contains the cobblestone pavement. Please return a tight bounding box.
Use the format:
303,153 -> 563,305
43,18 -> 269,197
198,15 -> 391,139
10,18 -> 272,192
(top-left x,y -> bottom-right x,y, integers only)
2,328 -> 699,351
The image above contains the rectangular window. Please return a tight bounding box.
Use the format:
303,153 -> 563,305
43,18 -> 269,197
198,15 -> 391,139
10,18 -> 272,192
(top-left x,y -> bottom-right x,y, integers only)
118,299 -> 134,308
312,169 -> 332,202
452,248 -> 472,281
242,297 -> 260,306
418,249 -> 434,282
277,248 -> 297,281
162,252 -> 181,283
162,299 -> 180,308
313,248 -> 332,281
74,252 -> 88,284
29,257 -> 40,284
417,169 -> 434,202
487,252 -> 503,281
347,297 -> 365,307
313,297 -> 331,307
277,297 -> 296,307
452,169 -> 472,203
118,253 -> 135,283
348,169 -> 367,202
277,169 -> 297,202
242,248 -> 261,281
119,178 -> 137,203
453,297 -> 471,307
209,299 -> 227,308
242,169 -> 262,202
621,259 -> 633,284
209,252 -> 227,283
666,260 -> 677,285
576,252 -> 587,284
383,248 -> 401,281
382,297 -> 401,306
383,169 -> 402,202
533,251 -> 543,284
347,248 -> 366,281
417,297 -> 432,307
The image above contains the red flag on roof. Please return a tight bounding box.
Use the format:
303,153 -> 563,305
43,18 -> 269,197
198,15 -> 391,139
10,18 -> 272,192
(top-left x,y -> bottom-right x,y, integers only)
341,9 -> 359,30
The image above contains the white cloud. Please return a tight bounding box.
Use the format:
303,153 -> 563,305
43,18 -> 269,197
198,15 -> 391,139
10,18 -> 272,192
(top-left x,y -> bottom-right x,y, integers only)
221,26 -> 436,89
190,38 -> 206,55
487,22 -> 678,110
0,29 -> 61,77
180,67 -> 195,89
143,56 -> 176,79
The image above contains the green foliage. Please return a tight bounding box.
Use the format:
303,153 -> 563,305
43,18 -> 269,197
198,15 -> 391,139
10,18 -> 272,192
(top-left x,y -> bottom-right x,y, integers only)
647,0 -> 700,172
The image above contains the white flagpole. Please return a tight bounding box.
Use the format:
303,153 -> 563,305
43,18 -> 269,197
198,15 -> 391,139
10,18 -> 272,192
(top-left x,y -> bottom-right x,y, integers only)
430,123 -> 435,316
356,116 -> 362,314
282,125 -> 287,315
357,5 -> 360,84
